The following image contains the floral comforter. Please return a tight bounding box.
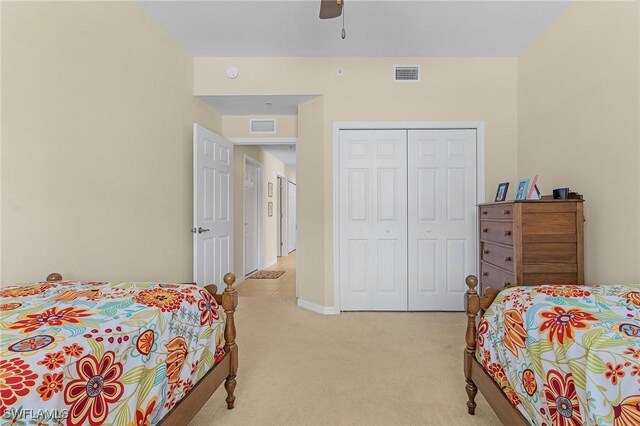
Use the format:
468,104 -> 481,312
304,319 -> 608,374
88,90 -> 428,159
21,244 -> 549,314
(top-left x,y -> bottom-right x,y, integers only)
477,284 -> 640,426
0,281 -> 226,426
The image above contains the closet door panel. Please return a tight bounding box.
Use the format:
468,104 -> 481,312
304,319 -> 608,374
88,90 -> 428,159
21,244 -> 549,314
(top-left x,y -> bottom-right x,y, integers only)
339,129 -> 408,310
408,129 -> 477,311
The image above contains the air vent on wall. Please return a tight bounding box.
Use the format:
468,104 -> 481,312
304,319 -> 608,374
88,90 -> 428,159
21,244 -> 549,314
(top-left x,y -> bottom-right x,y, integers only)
250,119 -> 276,134
394,65 -> 420,82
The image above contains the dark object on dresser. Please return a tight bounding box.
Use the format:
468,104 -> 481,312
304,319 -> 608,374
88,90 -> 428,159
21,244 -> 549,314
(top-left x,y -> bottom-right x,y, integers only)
553,187 -> 569,199
478,199 -> 585,293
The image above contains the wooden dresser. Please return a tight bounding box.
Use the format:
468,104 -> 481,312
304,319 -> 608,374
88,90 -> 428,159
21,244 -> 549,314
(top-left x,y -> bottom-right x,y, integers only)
478,200 -> 584,292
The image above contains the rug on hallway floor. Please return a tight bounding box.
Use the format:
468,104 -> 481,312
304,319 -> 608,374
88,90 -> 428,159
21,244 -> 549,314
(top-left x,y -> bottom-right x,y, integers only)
249,270 -> 286,279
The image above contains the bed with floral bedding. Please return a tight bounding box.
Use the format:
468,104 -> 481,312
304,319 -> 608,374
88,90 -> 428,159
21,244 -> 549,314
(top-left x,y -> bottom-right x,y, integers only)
465,279 -> 640,426
0,275 -> 238,426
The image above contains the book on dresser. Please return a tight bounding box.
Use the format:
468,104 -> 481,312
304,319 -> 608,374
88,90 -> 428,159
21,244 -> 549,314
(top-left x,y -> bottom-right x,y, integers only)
477,199 -> 585,293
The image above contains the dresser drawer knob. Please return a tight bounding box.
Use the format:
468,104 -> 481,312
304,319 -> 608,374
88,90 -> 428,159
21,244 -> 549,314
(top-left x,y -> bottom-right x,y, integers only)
482,228 -> 488,233
483,249 -> 490,255
482,272 -> 489,276
504,230 -> 512,236
503,209 -> 510,215
504,282 -> 513,288
505,256 -> 512,262
482,211 -> 488,215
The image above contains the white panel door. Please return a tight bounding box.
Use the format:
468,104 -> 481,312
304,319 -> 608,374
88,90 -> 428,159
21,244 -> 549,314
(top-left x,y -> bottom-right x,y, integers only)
339,129 -> 408,311
277,176 -> 288,257
193,124 -> 233,287
287,181 -> 296,253
244,162 -> 259,275
407,129 -> 477,310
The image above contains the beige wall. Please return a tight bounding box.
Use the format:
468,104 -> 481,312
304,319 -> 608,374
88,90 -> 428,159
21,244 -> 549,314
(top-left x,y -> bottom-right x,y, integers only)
196,57 -> 519,306
297,96 -> 325,305
231,145 -> 296,281
1,2 -> 221,284
0,3 -> 3,282
222,115 -> 297,139
518,1 -> 640,283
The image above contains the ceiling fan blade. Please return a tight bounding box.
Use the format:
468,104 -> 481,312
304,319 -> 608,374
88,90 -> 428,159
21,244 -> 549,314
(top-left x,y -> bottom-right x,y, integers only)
319,0 -> 343,19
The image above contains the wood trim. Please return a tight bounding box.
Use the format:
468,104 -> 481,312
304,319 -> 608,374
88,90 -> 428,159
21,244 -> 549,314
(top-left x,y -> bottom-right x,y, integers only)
45,272 -> 239,424
513,203 -> 524,285
159,354 -> 231,426
221,273 -> 239,409
576,202 -> 585,284
46,273 -> 62,281
465,274 -> 530,425
464,275 -> 479,415
471,357 -> 529,426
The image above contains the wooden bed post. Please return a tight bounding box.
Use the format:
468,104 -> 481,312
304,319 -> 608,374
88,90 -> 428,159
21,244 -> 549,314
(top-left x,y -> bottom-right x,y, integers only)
221,273 -> 238,409
46,273 -> 62,281
465,275 -> 480,415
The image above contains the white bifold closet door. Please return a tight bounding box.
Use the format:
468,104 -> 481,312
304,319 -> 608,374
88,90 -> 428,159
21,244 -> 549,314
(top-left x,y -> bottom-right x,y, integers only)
339,128 -> 477,311
407,129 -> 477,311
339,130 -> 408,311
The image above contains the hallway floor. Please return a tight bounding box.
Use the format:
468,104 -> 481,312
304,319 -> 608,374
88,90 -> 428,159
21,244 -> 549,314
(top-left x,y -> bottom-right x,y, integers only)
237,251 -> 297,303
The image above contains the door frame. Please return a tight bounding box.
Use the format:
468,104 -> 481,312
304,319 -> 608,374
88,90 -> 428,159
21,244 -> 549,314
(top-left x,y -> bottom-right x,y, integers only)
287,180 -> 297,254
276,174 -> 288,257
332,121 -> 485,312
243,155 -> 263,277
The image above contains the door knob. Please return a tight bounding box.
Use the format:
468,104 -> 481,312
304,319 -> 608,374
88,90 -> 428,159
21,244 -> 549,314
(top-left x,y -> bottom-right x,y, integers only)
197,227 -> 210,234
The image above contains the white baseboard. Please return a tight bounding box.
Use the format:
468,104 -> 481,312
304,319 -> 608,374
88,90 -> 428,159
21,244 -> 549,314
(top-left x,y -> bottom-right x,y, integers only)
297,298 -> 340,315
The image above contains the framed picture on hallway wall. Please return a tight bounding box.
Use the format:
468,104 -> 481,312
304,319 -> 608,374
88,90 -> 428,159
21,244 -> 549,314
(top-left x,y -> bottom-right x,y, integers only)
268,182 -> 273,197
268,202 -> 273,217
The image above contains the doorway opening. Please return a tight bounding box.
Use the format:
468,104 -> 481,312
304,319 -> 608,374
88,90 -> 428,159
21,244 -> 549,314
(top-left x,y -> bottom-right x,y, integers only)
277,175 -> 287,257
244,156 -> 262,277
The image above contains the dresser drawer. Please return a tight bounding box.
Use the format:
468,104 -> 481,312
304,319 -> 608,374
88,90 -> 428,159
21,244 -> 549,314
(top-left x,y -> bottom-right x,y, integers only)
479,204 -> 514,220
481,262 -> 515,290
481,242 -> 515,272
480,221 -> 514,245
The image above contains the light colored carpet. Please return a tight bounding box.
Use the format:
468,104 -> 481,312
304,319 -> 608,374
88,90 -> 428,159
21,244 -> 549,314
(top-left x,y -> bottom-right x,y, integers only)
190,295 -> 500,425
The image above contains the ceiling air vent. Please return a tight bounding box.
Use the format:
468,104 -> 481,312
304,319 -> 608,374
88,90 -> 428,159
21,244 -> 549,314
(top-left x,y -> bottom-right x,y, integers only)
250,119 -> 276,134
394,65 -> 420,82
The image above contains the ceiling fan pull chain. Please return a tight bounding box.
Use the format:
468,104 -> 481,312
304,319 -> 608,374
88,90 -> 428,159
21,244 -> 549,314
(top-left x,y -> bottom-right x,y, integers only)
341,2 -> 346,39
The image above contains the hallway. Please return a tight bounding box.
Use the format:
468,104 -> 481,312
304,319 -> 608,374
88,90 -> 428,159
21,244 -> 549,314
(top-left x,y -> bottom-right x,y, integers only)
237,252 -> 296,303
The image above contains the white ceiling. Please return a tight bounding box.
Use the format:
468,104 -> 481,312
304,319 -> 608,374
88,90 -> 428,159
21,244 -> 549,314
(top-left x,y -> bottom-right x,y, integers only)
200,95 -> 317,115
262,145 -> 297,169
137,0 -> 571,57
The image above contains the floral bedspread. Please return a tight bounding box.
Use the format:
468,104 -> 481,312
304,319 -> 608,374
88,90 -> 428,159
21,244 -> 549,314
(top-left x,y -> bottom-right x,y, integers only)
477,284 -> 640,426
0,280 -> 226,426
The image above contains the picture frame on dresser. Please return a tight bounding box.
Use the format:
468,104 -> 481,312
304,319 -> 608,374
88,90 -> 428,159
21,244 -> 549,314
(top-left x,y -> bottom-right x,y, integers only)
494,182 -> 509,202
514,178 -> 530,200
